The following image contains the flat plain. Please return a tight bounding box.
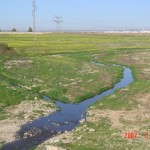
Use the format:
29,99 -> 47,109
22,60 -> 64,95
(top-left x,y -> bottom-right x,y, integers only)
0,33 -> 150,150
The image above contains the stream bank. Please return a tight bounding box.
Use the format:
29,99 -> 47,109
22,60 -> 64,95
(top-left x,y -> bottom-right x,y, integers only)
1,64 -> 133,150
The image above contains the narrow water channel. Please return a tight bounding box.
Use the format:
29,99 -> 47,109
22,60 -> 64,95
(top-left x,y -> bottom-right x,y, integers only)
1,64 -> 133,150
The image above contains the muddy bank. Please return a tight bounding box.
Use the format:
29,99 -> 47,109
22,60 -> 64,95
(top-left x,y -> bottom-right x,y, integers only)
0,100 -> 55,144
1,64 -> 134,150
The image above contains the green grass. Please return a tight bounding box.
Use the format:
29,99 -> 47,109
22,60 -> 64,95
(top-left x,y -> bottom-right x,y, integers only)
0,43 -> 10,51
1,33 -> 150,55
0,33 -> 150,149
0,33 -> 149,107
56,118 -> 149,150
54,37 -> 150,150
0,34 -> 127,106
0,55 -> 122,104
98,76 -> 149,109
58,118 -> 115,150
0,107 -> 8,120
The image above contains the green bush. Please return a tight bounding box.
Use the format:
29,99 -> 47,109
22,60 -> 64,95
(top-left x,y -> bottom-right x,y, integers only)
0,43 -> 10,51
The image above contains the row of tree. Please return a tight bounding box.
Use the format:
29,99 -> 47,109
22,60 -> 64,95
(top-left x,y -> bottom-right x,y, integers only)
0,27 -> 33,32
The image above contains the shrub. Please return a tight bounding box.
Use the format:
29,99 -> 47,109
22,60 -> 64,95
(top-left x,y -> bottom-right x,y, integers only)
0,43 -> 10,51
0,43 -> 11,54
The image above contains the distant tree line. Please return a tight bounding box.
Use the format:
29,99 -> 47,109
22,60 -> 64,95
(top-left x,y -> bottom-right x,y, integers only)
0,27 -> 33,32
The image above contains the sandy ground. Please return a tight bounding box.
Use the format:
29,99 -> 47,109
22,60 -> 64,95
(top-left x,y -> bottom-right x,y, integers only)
36,51 -> 150,149
0,51 -> 149,150
0,100 -> 55,143
87,94 -> 150,129
36,93 -> 150,149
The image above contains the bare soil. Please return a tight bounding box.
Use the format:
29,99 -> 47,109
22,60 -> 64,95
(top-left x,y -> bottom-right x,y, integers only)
0,100 -> 55,143
4,60 -> 33,69
37,51 -> 150,149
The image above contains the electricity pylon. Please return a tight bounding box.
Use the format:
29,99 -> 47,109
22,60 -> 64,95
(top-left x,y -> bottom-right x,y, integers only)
53,16 -> 62,33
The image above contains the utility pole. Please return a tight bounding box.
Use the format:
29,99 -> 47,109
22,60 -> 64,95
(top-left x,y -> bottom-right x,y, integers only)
32,0 -> 36,41
142,26 -> 145,33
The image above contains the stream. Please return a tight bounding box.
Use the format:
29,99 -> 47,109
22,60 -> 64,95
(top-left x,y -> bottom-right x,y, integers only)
1,64 -> 133,150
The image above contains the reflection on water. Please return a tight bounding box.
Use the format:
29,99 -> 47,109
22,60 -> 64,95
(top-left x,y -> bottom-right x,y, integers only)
1,64 -> 133,150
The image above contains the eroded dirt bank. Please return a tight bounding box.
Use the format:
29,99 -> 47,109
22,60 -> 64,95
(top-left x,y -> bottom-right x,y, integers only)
0,100 -> 55,143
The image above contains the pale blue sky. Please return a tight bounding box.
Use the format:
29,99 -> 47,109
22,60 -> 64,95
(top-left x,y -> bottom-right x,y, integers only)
0,0 -> 150,31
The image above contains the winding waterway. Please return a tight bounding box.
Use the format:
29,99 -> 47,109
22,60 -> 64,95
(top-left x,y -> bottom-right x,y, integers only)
1,64 -> 133,150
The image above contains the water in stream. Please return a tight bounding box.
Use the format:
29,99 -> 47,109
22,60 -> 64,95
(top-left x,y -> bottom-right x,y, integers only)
1,65 -> 133,150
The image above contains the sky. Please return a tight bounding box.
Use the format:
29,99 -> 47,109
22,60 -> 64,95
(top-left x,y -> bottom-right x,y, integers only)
0,0 -> 150,31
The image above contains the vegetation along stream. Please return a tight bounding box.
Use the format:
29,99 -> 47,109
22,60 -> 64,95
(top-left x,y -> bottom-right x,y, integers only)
1,63 -> 133,150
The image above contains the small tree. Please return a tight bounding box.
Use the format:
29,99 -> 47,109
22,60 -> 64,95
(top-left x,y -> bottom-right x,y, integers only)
11,28 -> 17,32
28,27 -> 33,32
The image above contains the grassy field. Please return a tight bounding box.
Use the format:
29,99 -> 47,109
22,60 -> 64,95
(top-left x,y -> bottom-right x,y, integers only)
0,33 -> 150,149
52,50 -> 150,150
51,34 -> 149,150
0,34 -> 127,106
